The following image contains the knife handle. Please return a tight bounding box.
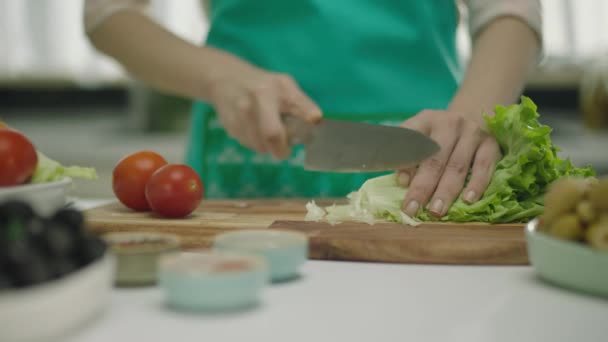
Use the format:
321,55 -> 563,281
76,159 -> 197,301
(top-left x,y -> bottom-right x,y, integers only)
282,115 -> 314,145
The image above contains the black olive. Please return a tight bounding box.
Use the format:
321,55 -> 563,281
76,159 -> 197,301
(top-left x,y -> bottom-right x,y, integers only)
74,236 -> 107,266
49,257 -> 78,279
0,245 -> 8,268
12,250 -> 50,287
0,201 -> 36,245
0,273 -> 14,290
35,220 -> 75,258
0,201 -> 35,225
52,208 -> 85,234
4,240 -> 30,272
25,216 -> 45,238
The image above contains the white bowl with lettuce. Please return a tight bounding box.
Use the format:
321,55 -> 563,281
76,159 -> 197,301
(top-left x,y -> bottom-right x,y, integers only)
0,151 -> 97,216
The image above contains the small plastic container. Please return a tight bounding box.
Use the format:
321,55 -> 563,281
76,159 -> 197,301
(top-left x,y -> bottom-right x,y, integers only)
103,232 -> 181,286
213,230 -> 308,282
526,218 -> 608,298
158,251 -> 268,312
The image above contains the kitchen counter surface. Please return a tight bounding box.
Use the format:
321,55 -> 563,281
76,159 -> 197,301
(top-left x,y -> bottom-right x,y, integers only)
62,199 -> 608,342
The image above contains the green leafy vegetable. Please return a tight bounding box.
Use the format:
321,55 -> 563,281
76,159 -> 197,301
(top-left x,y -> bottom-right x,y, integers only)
31,151 -> 97,183
308,97 -> 595,224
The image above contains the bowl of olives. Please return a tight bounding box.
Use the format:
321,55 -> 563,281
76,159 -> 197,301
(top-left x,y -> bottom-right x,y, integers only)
526,177 -> 608,297
0,200 -> 114,342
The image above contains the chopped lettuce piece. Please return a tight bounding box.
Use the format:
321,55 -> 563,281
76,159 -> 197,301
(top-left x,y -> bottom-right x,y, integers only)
309,174 -> 421,226
305,200 -> 326,221
31,151 -> 97,183
306,97 -> 595,224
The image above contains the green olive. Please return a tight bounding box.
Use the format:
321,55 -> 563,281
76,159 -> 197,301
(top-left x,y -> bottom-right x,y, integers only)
543,178 -> 586,223
585,222 -> 608,252
576,200 -> 597,224
548,214 -> 583,241
588,178 -> 608,211
581,178 -> 598,202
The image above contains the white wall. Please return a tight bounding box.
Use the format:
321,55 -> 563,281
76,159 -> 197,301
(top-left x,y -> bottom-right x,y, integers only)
0,0 -> 606,87
0,0 -> 207,86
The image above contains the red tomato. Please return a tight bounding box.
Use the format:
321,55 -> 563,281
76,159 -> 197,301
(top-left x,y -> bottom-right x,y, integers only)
145,164 -> 203,218
0,129 -> 38,186
112,151 -> 168,211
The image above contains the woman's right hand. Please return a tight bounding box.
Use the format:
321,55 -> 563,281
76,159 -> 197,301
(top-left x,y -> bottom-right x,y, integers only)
204,50 -> 322,159
85,9 -> 319,159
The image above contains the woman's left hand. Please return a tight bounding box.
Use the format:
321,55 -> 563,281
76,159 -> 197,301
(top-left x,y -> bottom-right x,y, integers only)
398,110 -> 502,218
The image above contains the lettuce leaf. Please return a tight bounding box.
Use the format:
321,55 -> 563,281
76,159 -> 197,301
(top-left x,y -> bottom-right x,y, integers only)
307,173 -> 420,225
308,97 -> 595,224
31,151 -> 97,183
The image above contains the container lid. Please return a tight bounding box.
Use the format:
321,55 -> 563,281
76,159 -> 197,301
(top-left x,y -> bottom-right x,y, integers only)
213,230 -> 308,251
103,232 -> 180,255
159,250 -> 267,276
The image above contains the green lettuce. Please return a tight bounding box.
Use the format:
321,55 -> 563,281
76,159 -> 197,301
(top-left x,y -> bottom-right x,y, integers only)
307,97 -> 595,224
31,151 -> 97,183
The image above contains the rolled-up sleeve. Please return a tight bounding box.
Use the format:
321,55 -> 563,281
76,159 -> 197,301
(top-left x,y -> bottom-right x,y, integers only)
84,0 -> 151,34
464,0 -> 543,45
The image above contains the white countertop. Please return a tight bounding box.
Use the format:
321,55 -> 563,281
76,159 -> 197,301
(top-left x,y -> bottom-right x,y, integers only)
65,199 -> 608,342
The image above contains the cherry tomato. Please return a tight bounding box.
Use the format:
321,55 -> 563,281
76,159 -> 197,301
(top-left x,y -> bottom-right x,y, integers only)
112,151 -> 167,211
145,164 -> 203,218
0,129 -> 38,186
0,122 -> 8,129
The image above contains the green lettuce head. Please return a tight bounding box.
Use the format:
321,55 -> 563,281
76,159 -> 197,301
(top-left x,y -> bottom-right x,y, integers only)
308,97 -> 595,224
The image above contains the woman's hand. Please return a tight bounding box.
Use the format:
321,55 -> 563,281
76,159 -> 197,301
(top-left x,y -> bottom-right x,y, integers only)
84,11 -> 321,160
398,110 -> 501,218
206,53 -> 322,159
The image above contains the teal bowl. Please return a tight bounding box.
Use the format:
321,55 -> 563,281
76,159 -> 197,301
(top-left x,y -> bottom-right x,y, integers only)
526,219 -> 608,298
213,230 -> 308,282
158,251 -> 268,312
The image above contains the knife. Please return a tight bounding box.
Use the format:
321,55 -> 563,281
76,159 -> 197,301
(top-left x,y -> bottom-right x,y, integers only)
283,115 -> 440,172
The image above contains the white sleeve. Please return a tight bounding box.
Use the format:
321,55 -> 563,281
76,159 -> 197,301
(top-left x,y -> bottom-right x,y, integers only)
464,0 -> 543,44
83,0 -> 152,34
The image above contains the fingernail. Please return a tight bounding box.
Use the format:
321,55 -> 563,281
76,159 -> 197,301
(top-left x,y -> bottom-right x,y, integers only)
398,173 -> 410,186
464,190 -> 477,203
405,200 -> 419,216
308,109 -> 322,122
431,199 -> 444,216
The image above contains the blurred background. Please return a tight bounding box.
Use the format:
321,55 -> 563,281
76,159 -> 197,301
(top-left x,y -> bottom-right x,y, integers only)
1,0 -> 607,198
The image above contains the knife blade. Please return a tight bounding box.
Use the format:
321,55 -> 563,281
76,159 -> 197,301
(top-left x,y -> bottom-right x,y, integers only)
283,115 -> 440,172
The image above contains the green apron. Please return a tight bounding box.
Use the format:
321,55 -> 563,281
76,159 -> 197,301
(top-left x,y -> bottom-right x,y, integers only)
186,0 -> 462,198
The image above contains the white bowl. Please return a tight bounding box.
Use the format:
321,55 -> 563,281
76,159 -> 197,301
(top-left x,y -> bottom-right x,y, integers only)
0,177 -> 72,216
0,253 -> 116,342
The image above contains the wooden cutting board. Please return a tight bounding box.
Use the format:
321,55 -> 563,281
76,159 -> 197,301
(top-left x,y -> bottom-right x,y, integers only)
85,199 -> 528,265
